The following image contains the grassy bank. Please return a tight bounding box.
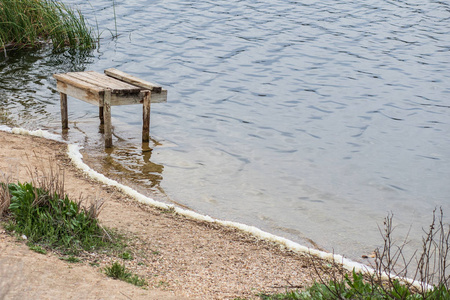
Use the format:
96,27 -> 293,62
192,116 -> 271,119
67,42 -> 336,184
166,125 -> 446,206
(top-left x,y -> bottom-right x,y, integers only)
3,181 -> 109,254
0,0 -> 95,52
0,167 -> 147,288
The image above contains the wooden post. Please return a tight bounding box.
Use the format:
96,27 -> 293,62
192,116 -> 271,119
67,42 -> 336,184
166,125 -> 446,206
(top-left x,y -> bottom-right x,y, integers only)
104,89 -> 112,148
99,106 -> 104,124
60,93 -> 68,129
142,91 -> 151,142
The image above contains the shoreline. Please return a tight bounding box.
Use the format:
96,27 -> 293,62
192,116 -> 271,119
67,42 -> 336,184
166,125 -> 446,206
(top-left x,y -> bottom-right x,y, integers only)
5,126 -> 369,272
0,127 -> 367,299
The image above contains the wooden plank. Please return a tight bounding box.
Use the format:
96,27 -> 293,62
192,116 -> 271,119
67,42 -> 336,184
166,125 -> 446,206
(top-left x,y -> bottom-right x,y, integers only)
56,81 -> 101,106
142,91 -> 151,142
145,89 -> 167,103
104,89 -> 112,148
57,80 -> 166,106
67,72 -> 138,93
110,90 -> 167,105
104,68 -> 162,93
66,72 -> 109,89
135,89 -> 167,103
54,73 -> 104,94
71,72 -> 141,93
103,90 -> 165,106
60,93 -> 68,129
110,93 -> 143,106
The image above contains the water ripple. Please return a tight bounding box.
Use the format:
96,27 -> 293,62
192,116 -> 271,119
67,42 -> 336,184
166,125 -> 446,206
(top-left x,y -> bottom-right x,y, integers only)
2,0 -> 449,262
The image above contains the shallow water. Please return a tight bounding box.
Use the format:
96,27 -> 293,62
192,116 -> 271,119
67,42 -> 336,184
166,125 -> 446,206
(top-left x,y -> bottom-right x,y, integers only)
1,0 -> 449,262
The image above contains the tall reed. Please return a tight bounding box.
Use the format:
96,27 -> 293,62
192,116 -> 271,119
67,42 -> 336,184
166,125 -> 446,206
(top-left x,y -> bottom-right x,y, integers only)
0,0 -> 96,52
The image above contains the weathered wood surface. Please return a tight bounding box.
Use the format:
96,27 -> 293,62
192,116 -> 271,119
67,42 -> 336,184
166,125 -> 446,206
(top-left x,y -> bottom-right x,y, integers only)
53,71 -> 167,105
104,89 -> 112,148
142,90 -> 167,104
104,68 -> 162,93
60,93 -> 68,129
69,71 -> 141,94
54,73 -> 104,94
142,91 -> 151,142
56,80 -> 102,106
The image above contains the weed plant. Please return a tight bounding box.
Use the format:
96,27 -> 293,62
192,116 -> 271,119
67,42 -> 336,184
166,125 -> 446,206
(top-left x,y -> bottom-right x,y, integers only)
0,0 -> 95,52
259,273 -> 450,299
104,261 -> 147,287
60,256 -> 80,263
0,173 -> 10,216
119,251 -> 133,260
27,243 -> 47,255
261,209 -> 450,300
3,181 -> 111,254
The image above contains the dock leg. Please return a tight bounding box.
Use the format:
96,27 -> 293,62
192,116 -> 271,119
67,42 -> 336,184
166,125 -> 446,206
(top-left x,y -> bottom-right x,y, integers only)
142,91 -> 151,143
104,89 -> 112,148
60,93 -> 68,129
99,106 -> 104,124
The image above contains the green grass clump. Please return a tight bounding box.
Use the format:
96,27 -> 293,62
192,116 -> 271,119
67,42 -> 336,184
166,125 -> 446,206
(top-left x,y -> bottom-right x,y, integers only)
104,261 -> 147,287
27,243 -> 47,255
0,0 -> 95,51
5,181 -> 111,255
119,251 -> 133,260
60,256 -> 81,263
259,271 -> 450,299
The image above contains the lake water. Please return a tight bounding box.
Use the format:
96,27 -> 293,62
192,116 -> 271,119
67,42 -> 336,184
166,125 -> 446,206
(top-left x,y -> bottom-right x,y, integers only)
0,0 -> 449,263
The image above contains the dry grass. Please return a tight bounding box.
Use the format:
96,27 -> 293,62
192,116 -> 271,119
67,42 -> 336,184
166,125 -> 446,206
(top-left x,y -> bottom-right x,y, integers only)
24,155 -> 105,221
373,209 -> 450,292
0,172 -> 11,217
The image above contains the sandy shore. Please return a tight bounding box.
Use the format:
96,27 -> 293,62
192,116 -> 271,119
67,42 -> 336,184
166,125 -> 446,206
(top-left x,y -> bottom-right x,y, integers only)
0,130 -> 339,299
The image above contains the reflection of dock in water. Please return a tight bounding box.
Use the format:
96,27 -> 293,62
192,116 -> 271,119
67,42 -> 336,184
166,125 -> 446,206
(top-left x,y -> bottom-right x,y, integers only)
79,134 -> 191,209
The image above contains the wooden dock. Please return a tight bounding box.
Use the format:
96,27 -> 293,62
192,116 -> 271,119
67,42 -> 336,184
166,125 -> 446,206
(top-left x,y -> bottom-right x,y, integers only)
53,68 -> 167,147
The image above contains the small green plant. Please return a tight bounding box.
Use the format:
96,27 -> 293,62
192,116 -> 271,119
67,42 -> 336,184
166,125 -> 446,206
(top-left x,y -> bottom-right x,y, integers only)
104,261 -> 147,287
27,243 -> 47,255
60,256 -> 81,263
89,262 -> 100,267
161,206 -> 175,214
127,274 -> 148,287
119,251 -> 133,260
156,280 -> 169,288
104,261 -> 127,278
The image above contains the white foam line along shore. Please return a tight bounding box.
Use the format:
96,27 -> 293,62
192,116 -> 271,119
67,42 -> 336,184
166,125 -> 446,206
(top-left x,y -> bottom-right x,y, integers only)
4,126 -> 431,290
